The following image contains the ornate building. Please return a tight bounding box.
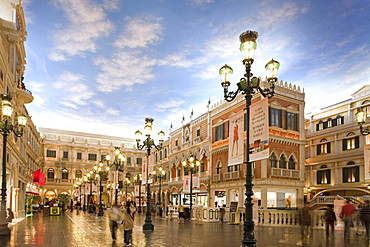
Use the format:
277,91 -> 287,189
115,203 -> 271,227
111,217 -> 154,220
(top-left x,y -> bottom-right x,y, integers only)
0,0 -> 37,218
305,86 -> 370,200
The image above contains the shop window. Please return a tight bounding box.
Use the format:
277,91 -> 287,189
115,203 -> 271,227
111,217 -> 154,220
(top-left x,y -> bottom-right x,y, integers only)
317,166 -> 330,184
47,168 -> 54,179
342,133 -> 359,151
279,154 -> 287,169
62,168 -> 69,180
288,156 -> 296,170
317,139 -> 331,155
47,150 -> 56,158
270,153 -> 277,168
342,162 -> 359,183
269,108 -> 282,128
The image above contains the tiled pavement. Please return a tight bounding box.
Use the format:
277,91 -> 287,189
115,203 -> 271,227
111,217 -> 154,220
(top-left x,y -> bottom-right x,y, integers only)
1,209 -> 370,247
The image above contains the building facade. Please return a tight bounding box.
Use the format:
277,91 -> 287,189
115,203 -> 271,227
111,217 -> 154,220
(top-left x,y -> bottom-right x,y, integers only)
305,86 -> 370,201
39,128 -> 145,207
0,0 -> 38,218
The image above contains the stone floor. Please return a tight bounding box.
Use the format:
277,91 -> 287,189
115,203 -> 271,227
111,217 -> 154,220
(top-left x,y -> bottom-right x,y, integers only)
0,209 -> 370,246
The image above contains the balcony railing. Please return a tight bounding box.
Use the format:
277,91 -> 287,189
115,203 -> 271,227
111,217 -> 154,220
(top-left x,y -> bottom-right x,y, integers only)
271,168 -> 299,178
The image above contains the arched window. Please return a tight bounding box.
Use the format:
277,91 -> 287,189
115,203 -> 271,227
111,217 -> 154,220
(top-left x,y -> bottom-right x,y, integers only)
269,153 -> 277,168
47,168 -> 55,179
75,170 -> 82,179
62,168 -> 69,180
343,161 -> 359,183
164,148 -> 168,158
216,161 -> 222,175
279,154 -> 287,169
317,165 -> 330,184
160,151 -> 163,160
288,156 -> 296,170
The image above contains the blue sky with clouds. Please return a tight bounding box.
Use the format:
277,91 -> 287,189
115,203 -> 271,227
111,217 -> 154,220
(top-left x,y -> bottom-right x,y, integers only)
22,0 -> 370,138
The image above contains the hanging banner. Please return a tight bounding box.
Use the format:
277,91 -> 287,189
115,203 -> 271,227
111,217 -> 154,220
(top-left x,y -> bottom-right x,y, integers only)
228,111 -> 245,166
134,185 -> 146,196
364,144 -> 370,180
142,159 -> 147,184
249,98 -> 269,162
84,183 -> 98,194
192,176 -> 200,193
148,155 -> 154,184
183,176 -> 191,193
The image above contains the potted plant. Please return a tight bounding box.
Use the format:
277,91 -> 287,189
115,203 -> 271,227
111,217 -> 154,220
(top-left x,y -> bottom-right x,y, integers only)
57,194 -> 70,211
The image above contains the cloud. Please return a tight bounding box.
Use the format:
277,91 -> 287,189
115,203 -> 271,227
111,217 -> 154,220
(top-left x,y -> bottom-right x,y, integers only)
155,99 -> 185,111
54,72 -> 94,106
94,50 -> 157,92
113,16 -> 163,49
49,0 -> 114,60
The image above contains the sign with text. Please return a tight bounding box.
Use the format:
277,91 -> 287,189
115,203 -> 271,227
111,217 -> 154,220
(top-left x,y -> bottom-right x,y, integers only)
228,111 -> 245,166
249,98 -> 269,162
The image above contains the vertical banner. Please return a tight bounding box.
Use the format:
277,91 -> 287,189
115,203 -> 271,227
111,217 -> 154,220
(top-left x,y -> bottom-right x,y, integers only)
148,155 -> 154,184
92,183 -> 98,194
192,176 -> 200,193
134,185 -> 140,196
142,159 -> 147,184
249,98 -> 269,162
183,176 -> 190,193
134,185 -> 146,196
364,144 -> 370,180
228,111 -> 245,166
85,183 -> 90,194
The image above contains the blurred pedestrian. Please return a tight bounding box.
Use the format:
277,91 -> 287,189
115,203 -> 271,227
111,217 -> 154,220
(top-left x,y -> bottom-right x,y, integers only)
122,205 -> 134,245
6,208 -> 14,222
108,205 -> 123,242
178,204 -> 185,223
300,204 -> 312,239
361,200 -> 370,240
340,199 -> 357,240
70,199 -> 73,212
324,205 -> 337,238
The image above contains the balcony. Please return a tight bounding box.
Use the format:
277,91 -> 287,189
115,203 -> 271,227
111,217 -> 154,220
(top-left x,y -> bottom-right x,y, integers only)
16,87 -> 33,104
213,174 -> 221,182
271,168 -> 300,178
224,171 -> 240,180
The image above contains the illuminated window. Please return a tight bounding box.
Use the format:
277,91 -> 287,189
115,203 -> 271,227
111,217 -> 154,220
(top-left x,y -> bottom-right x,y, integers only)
317,165 -> 330,184
343,162 -> 359,183
342,133 -> 359,151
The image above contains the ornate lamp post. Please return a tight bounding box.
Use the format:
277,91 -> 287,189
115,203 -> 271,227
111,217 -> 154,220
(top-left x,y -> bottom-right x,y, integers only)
94,162 -> 109,216
356,108 -> 370,135
124,178 -> 131,203
182,156 -> 200,219
86,170 -> 97,214
134,173 -> 143,213
135,117 -> 165,231
219,30 -> 280,247
153,167 -> 165,204
103,147 -> 125,205
0,94 -> 27,236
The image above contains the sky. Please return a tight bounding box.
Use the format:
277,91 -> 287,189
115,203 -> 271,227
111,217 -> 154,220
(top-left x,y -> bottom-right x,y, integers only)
21,0 -> 370,139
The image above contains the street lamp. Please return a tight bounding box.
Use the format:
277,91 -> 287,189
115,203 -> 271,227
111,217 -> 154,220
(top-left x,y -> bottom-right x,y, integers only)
135,117 -> 165,231
219,30 -> 279,247
153,167 -> 165,204
134,173 -> 143,213
86,170 -> 98,214
0,94 -> 27,236
182,156 -> 200,219
94,162 -> 109,216
356,108 -> 370,135
104,147 -> 125,205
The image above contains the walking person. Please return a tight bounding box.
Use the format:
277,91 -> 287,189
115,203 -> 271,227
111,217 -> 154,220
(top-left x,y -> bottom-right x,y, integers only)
300,204 -> 312,239
108,205 -> 123,242
324,205 -> 337,238
6,208 -> 14,222
361,200 -> 370,240
340,199 -> 357,240
178,204 -> 185,223
122,205 -> 134,246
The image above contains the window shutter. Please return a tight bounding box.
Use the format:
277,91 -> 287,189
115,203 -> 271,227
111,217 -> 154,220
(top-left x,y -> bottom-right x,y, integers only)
327,143 -> 331,153
342,140 -> 347,151
317,145 -> 321,155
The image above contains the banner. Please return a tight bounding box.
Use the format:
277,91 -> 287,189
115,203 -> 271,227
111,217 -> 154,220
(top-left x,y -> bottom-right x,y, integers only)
183,176 -> 191,193
249,98 -> 269,162
134,185 -> 146,197
192,176 -> 200,193
84,183 -> 98,194
142,159 -> 147,184
228,111 -> 245,166
148,155 -> 154,184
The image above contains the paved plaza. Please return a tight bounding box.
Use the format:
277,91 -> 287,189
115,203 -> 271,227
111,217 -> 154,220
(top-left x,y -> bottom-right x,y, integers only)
0,210 -> 370,247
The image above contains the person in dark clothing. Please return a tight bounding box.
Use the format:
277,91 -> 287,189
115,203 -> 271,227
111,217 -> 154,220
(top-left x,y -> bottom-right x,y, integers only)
324,205 -> 337,238
300,204 -> 312,239
361,200 -> 370,240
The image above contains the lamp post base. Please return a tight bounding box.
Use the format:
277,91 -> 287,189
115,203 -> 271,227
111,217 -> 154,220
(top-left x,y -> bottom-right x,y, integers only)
0,223 -> 10,236
142,221 -> 154,231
